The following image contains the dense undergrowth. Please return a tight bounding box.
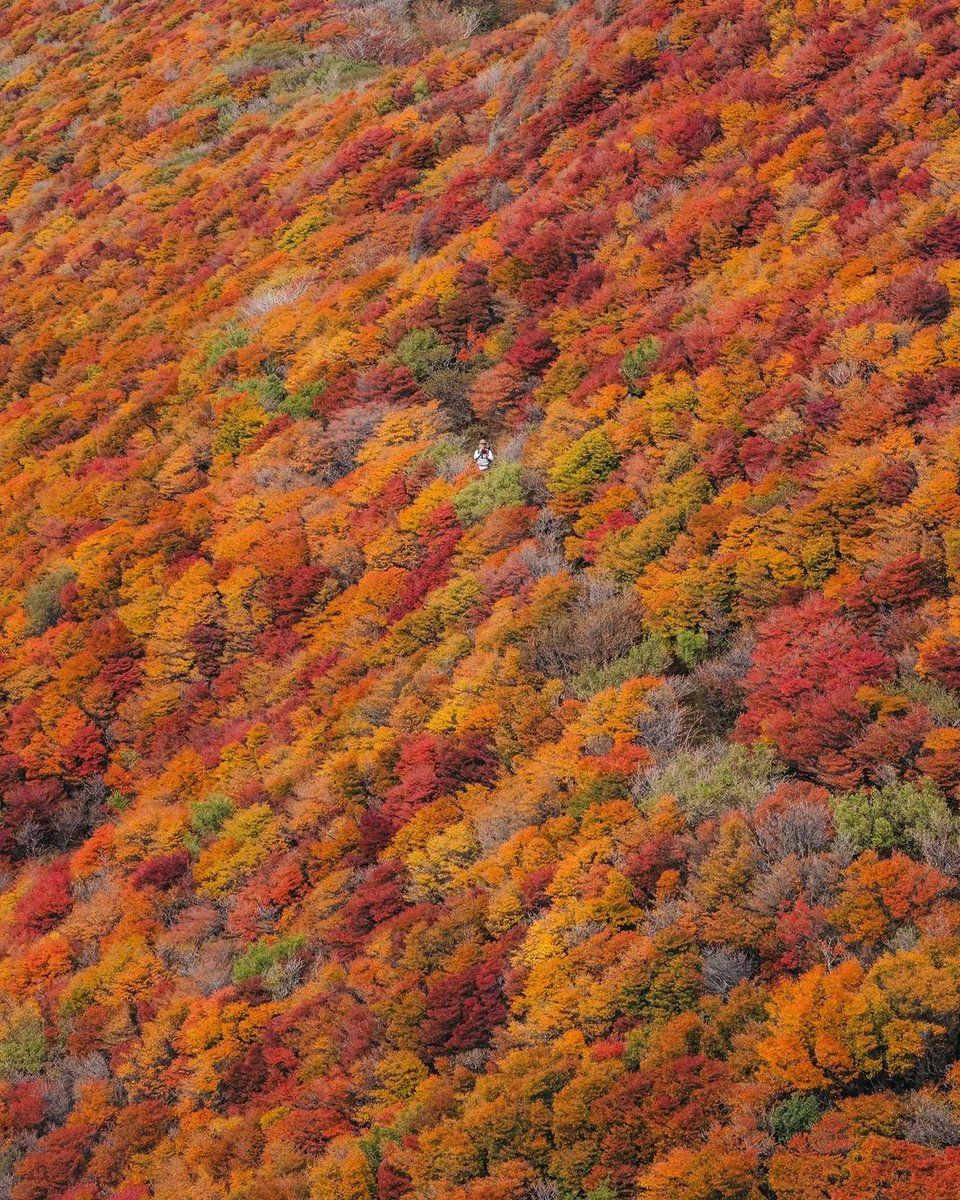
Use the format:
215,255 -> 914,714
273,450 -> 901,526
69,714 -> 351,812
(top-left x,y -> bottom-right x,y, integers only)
3,0 -> 960,1197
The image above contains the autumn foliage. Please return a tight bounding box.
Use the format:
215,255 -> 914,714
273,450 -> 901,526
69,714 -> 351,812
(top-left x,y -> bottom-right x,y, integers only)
3,0 -> 960,1196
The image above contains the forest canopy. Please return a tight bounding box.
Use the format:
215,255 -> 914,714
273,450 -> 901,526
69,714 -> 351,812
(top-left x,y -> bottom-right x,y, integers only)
2,0 -> 960,1197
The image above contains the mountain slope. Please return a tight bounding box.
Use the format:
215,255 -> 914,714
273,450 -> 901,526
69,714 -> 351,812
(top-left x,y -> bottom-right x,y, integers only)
3,0 -> 960,1197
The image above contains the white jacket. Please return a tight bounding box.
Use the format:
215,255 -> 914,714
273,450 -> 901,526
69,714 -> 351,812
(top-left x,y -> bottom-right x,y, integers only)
474,446 -> 494,471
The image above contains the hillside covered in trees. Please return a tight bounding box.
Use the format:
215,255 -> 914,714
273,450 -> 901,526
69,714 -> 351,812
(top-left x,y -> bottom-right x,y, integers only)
3,0 -> 960,1196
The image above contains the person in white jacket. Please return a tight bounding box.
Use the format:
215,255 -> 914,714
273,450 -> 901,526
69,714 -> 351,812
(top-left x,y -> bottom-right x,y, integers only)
473,440 -> 494,472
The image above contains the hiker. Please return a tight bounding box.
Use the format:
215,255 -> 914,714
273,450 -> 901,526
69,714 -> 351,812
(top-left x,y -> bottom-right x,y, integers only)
473,440 -> 494,472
